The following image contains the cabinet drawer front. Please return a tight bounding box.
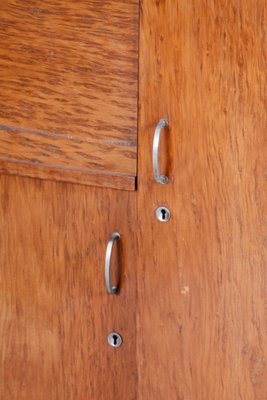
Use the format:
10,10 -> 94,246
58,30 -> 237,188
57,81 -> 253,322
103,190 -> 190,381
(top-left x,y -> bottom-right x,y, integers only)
0,0 -> 139,190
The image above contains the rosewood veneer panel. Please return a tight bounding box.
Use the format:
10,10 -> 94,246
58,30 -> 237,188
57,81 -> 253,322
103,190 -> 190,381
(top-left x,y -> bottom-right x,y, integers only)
137,1 -> 267,399
0,0 -> 139,190
0,175 -> 137,399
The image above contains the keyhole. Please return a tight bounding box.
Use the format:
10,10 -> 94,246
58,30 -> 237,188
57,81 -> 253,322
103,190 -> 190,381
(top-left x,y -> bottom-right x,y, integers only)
107,332 -> 122,348
113,334 -> 118,346
155,206 -> 171,222
161,209 -> 166,220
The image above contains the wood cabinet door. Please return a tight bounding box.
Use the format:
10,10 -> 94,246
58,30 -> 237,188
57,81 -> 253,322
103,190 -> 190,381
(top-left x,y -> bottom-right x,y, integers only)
0,2 -> 138,398
137,1 -> 267,399
0,175 -> 137,399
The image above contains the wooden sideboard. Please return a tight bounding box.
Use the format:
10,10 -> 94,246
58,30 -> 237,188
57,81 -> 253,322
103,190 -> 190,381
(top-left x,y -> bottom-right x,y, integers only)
0,1 -> 266,399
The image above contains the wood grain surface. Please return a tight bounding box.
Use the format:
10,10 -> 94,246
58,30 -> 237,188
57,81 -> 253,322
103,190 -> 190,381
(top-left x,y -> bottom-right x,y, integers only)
0,0 -> 139,190
137,1 -> 267,399
0,175 -> 137,400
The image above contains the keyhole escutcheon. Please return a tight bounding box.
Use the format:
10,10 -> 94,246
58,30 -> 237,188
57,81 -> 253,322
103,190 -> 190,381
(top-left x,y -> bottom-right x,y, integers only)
107,332 -> 123,348
155,206 -> 171,222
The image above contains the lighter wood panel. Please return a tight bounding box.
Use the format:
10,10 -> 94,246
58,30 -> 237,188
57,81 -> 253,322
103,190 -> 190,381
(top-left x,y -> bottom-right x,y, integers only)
0,0 -> 139,189
0,175 -> 137,399
137,1 -> 267,399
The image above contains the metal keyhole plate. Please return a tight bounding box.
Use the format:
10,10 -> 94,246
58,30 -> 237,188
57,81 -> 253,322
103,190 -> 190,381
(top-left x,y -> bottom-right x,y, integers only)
155,206 -> 171,222
107,332 -> 123,348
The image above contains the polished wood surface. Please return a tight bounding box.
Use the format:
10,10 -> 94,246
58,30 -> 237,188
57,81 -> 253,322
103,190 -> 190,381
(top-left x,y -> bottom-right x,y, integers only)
137,1 -> 267,399
0,0 -> 139,190
0,143 -> 136,191
1,1 -> 267,399
0,175 -> 137,399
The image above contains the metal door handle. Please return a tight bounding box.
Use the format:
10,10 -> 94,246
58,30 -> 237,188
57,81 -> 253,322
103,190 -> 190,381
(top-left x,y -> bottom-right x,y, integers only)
105,232 -> 121,295
152,119 -> 169,184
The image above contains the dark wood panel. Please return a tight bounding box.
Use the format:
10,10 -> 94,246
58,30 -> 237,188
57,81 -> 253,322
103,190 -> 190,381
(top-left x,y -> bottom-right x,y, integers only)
137,1 -> 267,399
0,175 -> 137,399
0,126 -> 136,190
0,158 -> 136,191
0,0 -> 139,189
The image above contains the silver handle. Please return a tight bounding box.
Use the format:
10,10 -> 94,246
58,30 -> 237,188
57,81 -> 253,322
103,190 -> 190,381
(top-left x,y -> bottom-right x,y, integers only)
105,232 -> 121,295
152,119 -> 169,184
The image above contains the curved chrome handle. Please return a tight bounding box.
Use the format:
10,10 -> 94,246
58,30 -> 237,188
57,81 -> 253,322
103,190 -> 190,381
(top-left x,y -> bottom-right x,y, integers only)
105,232 -> 121,295
152,119 -> 169,184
